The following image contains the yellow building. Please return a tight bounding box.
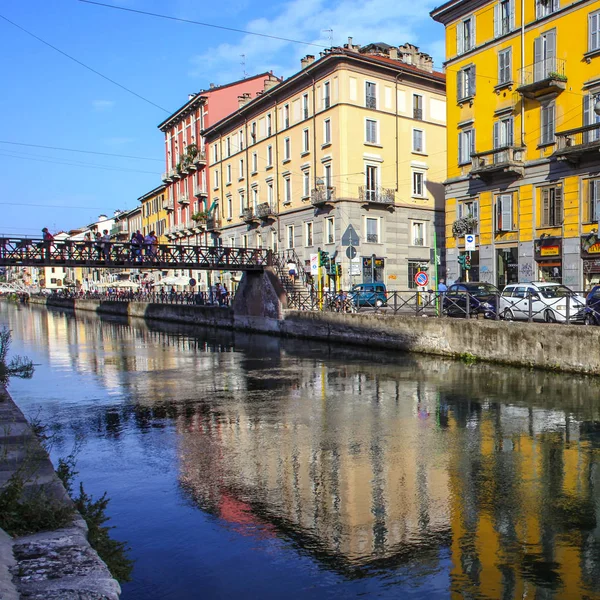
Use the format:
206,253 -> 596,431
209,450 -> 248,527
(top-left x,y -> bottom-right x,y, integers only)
139,185 -> 168,242
203,40 -> 447,290
432,0 -> 600,290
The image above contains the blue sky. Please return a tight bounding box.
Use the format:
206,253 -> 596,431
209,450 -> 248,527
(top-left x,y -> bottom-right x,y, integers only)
1,0 -> 445,237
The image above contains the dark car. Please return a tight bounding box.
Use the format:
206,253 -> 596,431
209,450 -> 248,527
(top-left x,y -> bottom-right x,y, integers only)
585,285 -> 600,325
443,282 -> 500,318
350,282 -> 387,307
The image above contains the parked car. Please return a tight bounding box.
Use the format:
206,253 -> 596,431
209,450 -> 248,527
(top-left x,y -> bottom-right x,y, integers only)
584,285 -> 600,325
499,282 -> 586,323
350,282 -> 387,307
442,282 -> 500,318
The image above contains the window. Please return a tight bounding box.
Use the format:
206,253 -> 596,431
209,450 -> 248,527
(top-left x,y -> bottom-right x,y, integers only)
540,102 -> 555,145
267,180 -> 274,205
589,179 -> 600,222
413,94 -> 423,120
365,165 -> 378,201
456,15 -> 476,54
323,119 -> 331,145
271,231 -> 278,252
326,217 -> 335,244
498,48 -> 512,85
365,81 -> 377,109
242,234 -> 248,248
323,82 -> 331,109
413,129 -> 424,153
457,65 -> 476,100
213,144 -> 219,162
251,122 -> 257,143
239,130 -> 244,150
408,261 -> 421,289
303,170 -> 310,197
284,176 -> 292,203
536,0 -> 559,19
412,221 -> 425,246
283,137 -> 291,161
251,187 -> 259,210
366,119 -> 378,144
495,194 -> 514,231
226,164 -> 232,185
239,191 -> 245,214
238,158 -> 244,179
533,31 -> 556,83
251,152 -> 257,173
324,163 -> 332,189
227,195 -> 232,219
458,128 -> 475,165
305,221 -> 313,246
590,10 -> 600,52
302,93 -> 309,119
493,116 -> 514,161
457,198 -> 479,232
256,232 -> 263,249
583,92 -> 600,142
267,113 -> 272,136
287,225 -> 294,249
283,104 -> 290,128
412,171 -> 425,197
495,0 -> 514,36
302,128 -> 310,153
366,217 -> 379,243
214,170 -> 220,188
540,186 -> 563,227
226,137 -> 231,157
267,145 -> 273,167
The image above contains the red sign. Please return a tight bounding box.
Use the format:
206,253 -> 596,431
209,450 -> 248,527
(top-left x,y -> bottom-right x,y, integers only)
415,271 -> 429,287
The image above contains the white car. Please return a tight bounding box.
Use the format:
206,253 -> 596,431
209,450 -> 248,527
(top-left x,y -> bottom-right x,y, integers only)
499,282 -> 586,323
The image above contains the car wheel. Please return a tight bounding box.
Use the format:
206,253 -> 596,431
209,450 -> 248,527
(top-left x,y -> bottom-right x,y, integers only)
544,309 -> 557,323
503,309 -> 514,321
375,299 -> 384,308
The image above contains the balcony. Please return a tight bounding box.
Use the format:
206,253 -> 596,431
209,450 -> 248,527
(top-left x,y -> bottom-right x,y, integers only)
366,96 -> 377,109
516,58 -> 567,99
554,122 -> 600,163
206,216 -> 222,231
163,196 -> 174,211
359,186 -> 395,205
192,150 -> 206,166
178,194 -> 190,205
255,202 -> 275,219
413,108 -> 423,121
470,146 -> 525,180
311,186 -> 336,207
242,207 -> 256,223
193,184 -> 208,198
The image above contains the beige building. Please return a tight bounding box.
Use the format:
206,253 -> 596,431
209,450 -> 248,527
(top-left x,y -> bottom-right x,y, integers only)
203,40 -> 447,290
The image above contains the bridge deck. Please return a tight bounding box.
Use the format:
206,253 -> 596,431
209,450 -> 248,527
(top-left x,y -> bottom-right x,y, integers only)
0,238 -> 272,271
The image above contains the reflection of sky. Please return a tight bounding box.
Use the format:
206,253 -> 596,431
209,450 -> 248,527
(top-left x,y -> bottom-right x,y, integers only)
4,302 -> 600,600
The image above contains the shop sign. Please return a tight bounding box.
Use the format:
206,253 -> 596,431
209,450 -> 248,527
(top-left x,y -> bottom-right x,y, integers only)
540,246 -> 560,257
588,243 -> 600,254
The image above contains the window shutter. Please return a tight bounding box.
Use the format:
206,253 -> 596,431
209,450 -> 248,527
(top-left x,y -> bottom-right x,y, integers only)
546,30 -> 556,74
457,70 -> 464,100
510,0 -> 516,30
554,186 -> 563,225
502,195 -> 513,230
471,128 -> 476,156
591,13 -> 599,51
457,21 -> 464,54
542,188 -> 550,226
496,196 -> 502,230
533,36 -> 543,82
471,65 -> 476,95
595,180 -> 600,222
471,17 -> 476,49
494,3 -> 500,37
493,121 -> 500,149
498,51 -> 504,82
458,132 -> 464,164
507,117 -> 514,146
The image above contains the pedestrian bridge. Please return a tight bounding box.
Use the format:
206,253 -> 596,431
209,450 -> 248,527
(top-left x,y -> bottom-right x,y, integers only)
0,237 -> 272,271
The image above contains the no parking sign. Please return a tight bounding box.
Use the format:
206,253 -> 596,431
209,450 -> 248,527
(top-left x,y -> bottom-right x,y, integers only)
414,271 -> 429,287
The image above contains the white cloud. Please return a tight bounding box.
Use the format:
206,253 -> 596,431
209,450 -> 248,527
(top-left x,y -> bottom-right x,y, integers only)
188,0 -> 445,84
92,100 -> 116,112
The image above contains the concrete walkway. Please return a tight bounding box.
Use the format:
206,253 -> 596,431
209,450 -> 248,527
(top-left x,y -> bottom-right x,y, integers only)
0,386 -> 121,599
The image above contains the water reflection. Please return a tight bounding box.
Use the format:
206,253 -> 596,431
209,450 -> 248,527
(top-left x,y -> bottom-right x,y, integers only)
3,302 -> 600,598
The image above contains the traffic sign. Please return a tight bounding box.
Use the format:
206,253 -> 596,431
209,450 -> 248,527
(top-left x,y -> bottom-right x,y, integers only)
310,254 -> 318,276
189,278 -> 197,287
414,271 -> 429,287
341,224 -> 360,247
465,234 -> 476,251
346,246 -> 357,259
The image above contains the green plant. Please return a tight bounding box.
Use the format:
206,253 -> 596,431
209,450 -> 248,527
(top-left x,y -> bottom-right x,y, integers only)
547,71 -> 567,82
186,144 -> 198,158
452,216 -> 478,238
191,211 -> 209,223
0,327 -> 34,387
459,352 -> 479,365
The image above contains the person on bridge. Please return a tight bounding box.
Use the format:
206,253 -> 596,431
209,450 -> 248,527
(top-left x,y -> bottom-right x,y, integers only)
130,231 -> 142,261
101,230 -> 111,261
41,228 -> 54,260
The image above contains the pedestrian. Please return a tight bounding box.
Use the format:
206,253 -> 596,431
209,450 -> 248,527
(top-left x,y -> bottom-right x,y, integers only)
221,283 -> 229,306
287,259 -> 298,284
130,231 -> 141,261
101,229 -> 111,261
215,282 -> 223,305
149,231 -> 158,259
94,232 -> 103,260
41,228 -> 54,260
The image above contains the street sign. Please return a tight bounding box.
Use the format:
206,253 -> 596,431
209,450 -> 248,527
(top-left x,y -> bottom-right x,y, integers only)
341,224 -> 360,247
465,234 -> 476,251
346,246 -> 357,259
414,271 -> 429,287
189,278 -> 196,287
310,253 -> 318,276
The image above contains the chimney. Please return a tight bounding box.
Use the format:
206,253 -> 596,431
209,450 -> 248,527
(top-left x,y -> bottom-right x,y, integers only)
389,47 -> 398,60
263,73 -> 280,92
300,55 -> 316,69
188,93 -> 197,100
347,36 -> 353,47
237,92 -> 252,108
209,83 -> 216,89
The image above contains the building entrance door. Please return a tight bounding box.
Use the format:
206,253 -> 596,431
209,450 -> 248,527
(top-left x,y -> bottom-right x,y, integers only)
496,247 -> 518,289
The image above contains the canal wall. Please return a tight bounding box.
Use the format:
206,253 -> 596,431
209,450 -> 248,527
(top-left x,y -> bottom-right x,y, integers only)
0,386 -> 121,599
27,294 -> 600,375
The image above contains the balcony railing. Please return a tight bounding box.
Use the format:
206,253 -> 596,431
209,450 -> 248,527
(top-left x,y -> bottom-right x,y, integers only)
413,108 -> 423,121
517,57 -> 567,98
206,216 -> 222,231
256,202 -> 275,219
366,96 -> 377,109
470,146 -> 525,179
366,233 -> 379,243
242,208 -> 255,222
193,184 -> 208,197
359,186 -> 395,205
554,122 -> 600,160
192,150 -> 206,165
311,186 -> 336,206
163,197 -> 174,211
178,194 -> 190,205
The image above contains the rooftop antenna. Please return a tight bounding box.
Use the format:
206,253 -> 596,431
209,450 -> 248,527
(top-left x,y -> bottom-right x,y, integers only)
240,54 -> 247,79
322,29 -> 333,45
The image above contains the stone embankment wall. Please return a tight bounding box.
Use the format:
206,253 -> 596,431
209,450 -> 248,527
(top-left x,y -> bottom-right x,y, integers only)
29,292 -> 600,375
0,386 -> 121,599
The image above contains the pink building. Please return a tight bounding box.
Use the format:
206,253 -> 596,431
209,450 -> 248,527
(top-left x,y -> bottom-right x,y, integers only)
158,73 -> 280,245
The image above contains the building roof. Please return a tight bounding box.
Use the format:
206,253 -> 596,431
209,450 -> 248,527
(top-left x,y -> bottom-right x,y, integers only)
430,0 -> 488,24
138,184 -> 167,203
202,47 -> 446,139
157,72 -> 274,132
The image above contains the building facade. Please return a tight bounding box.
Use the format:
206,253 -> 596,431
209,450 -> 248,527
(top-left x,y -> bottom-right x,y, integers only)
432,0 -> 600,290
139,185 -> 167,241
203,40 -> 446,291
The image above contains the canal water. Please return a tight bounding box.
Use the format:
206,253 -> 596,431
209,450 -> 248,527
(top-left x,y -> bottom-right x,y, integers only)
3,302 -> 600,599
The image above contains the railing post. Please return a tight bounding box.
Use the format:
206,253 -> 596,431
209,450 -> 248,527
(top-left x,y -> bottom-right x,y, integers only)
566,295 -> 570,324
528,292 -> 533,322
466,291 -> 470,319
495,292 -> 499,320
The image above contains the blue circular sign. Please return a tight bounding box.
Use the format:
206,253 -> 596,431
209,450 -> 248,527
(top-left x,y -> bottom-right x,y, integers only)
415,271 -> 429,287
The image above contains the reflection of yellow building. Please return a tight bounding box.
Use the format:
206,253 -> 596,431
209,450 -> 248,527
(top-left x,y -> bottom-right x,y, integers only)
432,0 -> 600,289
204,40 -> 446,290
139,185 -> 168,242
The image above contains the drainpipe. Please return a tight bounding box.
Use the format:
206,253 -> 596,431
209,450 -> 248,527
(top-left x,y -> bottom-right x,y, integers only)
274,101 -> 281,249
395,73 -> 402,192
520,0 -> 525,148
312,77 -> 317,191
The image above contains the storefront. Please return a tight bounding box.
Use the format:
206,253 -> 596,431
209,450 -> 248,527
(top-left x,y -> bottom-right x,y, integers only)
362,256 -> 385,282
581,235 -> 600,289
496,246 -> 518,289
534,237 -> 562,283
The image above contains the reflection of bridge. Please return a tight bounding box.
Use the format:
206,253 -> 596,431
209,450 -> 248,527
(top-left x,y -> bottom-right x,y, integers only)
0,237 -> 272,271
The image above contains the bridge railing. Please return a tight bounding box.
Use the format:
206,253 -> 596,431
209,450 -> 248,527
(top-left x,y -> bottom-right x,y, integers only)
0,237 -> 272,270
